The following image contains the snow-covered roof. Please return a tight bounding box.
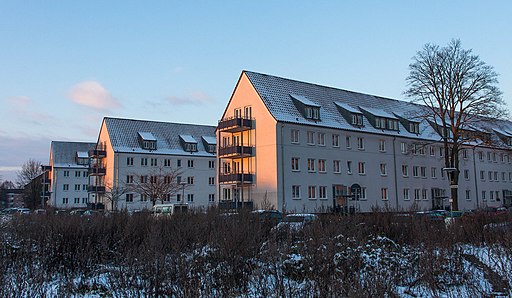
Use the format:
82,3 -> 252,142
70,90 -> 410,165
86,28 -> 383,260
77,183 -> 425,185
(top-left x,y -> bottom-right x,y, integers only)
138,132 -> 157,141
243,71 -> 512,147
103,117 -> 216,156
76,151 -> 89,158
359,106 -> 398,119
493,128 -> 512,137
50,141 -> 96,168
179,135 -> 197,143
290,94 -> 321,107
202,136 -> 216,145
334,102 -> 361,114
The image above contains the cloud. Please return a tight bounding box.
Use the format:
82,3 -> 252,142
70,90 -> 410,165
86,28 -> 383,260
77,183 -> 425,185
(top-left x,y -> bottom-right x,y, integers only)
6,96 -> 55,126
8,96 -> 31,108
68,81 -> 122,111
165,91 -> 214,105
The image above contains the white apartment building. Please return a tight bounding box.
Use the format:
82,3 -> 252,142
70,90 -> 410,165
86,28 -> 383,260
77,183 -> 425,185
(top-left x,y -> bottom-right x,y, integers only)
91,117 -> 217,211
217,71 -> 512,213
48,141 -> 96,209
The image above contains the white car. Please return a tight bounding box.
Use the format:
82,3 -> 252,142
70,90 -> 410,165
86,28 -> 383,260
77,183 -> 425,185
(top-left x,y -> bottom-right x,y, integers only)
276,213 -> 318,231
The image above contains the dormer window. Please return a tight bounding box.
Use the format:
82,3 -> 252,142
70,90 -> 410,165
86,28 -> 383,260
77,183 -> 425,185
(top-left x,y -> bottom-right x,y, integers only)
493,128 -> 512,146
334,102 -> 364,127
359,106 -> 399,131
409,122 -> 420,134
394,113 -> 420,134
290,94 -> 321,121
138,132 -> 157,150
180,135 -> 198,152
76,151 -> 89,165
202,136 -> 217,154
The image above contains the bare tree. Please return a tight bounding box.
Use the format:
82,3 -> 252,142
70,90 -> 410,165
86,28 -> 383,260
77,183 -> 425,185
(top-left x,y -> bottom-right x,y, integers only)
16,159 -> 43,187
104,181 -> 129,211
127,166 -> 186,206
405,39 -> 507,211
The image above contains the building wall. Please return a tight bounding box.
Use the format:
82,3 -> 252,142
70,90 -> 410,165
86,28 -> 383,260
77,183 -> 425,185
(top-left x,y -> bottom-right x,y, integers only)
218,73 -> 279,210
50,167 -> 90,209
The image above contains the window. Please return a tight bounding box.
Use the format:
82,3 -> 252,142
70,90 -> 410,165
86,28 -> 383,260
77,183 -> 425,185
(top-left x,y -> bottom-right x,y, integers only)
140,175 -> 148,183
439,147 -> 444,157
305,107 -> 320,120
292,185 -> 301,199
127,157 -> 134,166
75,184 -> 80,191
151,158 -> 158,166
177,194 -> 182,202
291,157 -> 300,171
347,161 -> 352,174
360,187 -> 367,200
488,171 -> 493,181
430,146 -> 435,156
346,136 -> 352,149
82,184 -> 87,191
62,197 -> 68,204
480,171 -> 485,180
381,188 -> 388,201
187,194 -> 194,202
357,137 -> 364,150
420,167 -> 426,178
308,186 -> 316,199
307,159 -> 315,172
82,198 -> 87,204
141,158 -> 148,166
188,160 -> 194,168
478,151 -> 484,161
63,184 -> 69,191
431,167 -> 437,179
317,133 -> 325,146
414,189 -> 421,201
318,159 -> 326,173
164,176 -> 171,184
244,106 -> 252,119
493,153 -> 497,162
187,177 -> 194,184
502,172 -> 506,181
413,166 -> 419,177
319,186 -> 327,199
150,176 -> 158,184
380,163 -> 387,176
208,177 -> 215,185
487,152 -> 492,161
209,160 -> 215,169
464,170 -> 469,180
400,142 -> 407,154
358,162 -> 366,175
402,165 -> 409,177
333,160 -> 341,173
490,191 -> 494,201
291,129 -> 300,144
379,140 -> 386,152
462,149 -> 468,159
126,194 -> 133,202
307,131 -> 315,145
209,194 -> 215,202
482,191 -> 486,201
74,197 -> 79,204
164,159 -> 171,167
63,170 -> 69,177
351,114 -> 363,126
163,194 -> 171,201
494,171 -> 498,181
409,122 -> 419,134
403,188 -> 410,201
422,189 -> 428,200
177,159 -> 182,167
466,190 -> 471,201
75,171 -> 81,177
332,134 -> 340,147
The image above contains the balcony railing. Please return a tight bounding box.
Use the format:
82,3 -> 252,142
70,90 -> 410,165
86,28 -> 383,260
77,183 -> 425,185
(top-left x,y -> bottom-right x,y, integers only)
89,166 -> 106,176
219,173 -> 254,184
88,186 -> 106,193
89,148 -> 107,158
217,117 -> 254,132
218,145 -> 255,158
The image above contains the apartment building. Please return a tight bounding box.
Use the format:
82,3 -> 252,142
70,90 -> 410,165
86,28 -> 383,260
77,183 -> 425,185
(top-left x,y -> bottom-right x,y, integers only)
217,71 -> 512,213
91,117 -> 217,211
47,141 -> 96,209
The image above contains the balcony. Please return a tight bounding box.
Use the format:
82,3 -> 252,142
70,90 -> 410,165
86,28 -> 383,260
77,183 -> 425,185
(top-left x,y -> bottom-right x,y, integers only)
217,117 -> 254,132
89,166 -> 106,176
88,186 -> 106,193
89,148 -> 107,158
218,145 -> 255,158
219,173 -> 254,184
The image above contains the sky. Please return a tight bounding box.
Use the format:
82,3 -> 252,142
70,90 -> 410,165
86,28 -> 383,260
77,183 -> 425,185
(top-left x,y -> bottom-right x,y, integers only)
1,1 -> 511,182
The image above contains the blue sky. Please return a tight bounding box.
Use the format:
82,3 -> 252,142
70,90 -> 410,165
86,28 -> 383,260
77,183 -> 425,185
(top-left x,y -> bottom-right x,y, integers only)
1,1 -> 511,182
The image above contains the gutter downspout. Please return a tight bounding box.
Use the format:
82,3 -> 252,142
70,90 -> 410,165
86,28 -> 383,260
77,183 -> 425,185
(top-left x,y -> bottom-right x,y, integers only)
472,146 -> 479,209
392,137 -> 399,211
280,124 -> 286,213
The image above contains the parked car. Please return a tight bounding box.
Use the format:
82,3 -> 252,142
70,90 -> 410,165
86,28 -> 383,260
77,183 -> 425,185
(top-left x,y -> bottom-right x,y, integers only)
152,203 -> 188,216
250,209 -> 282,222
276,213 -> 318,231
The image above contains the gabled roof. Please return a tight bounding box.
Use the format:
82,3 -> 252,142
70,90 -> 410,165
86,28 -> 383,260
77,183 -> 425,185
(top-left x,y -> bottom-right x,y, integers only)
243,70 -> 437,140
243,71 -> 512,147
50,141 -> 96,168
103,117 -> 216,156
